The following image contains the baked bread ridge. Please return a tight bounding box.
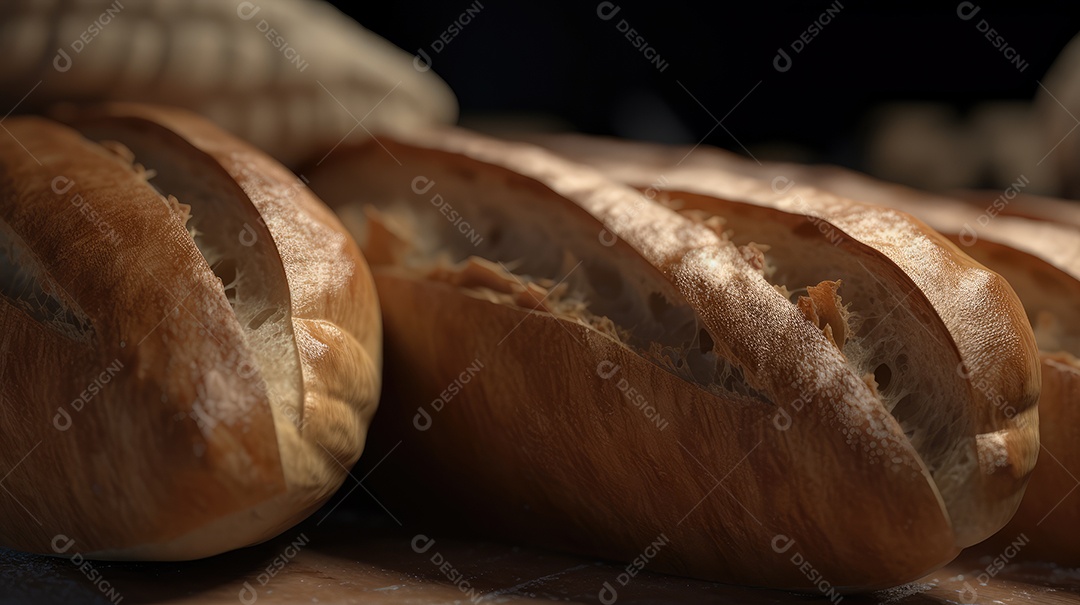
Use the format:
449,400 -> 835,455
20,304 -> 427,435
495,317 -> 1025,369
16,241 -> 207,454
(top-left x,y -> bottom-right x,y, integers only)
796,183 -> 1080,564
0,105 -> 380,560
529,133 -> 1042,547
0,116 -> 284,558
956,236 -> 1080,563
302,127 -> 1013,590
672,156 -> 1080,563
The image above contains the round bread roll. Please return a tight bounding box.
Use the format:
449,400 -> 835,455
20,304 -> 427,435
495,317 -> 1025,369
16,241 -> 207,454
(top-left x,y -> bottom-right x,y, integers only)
0,103 -> 381,560
305,127 -> 1040,591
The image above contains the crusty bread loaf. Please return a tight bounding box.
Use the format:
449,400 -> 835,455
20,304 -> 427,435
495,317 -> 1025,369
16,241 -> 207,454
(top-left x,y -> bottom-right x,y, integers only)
305,127 -> 1040,591
0,104 -> 381,560
534,133 -> 1078,563
793,184 -> 1080,564
531,133 -> 1042,540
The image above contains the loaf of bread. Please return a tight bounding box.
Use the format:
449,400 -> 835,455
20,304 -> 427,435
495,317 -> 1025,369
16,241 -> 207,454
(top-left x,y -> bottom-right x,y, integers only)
0,103 -> 381,560
798,185 -> 1080,565
305,127 -> 1040,590
535,133 -> 1078,564
0,0 -> 457,166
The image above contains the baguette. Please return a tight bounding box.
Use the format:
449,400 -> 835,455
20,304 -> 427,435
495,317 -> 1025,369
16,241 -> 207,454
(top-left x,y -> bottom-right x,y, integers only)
305,128 -> 1040,590
535,133 -> 1078,562
0,104 -> 381,560
793,183 -> 1080,564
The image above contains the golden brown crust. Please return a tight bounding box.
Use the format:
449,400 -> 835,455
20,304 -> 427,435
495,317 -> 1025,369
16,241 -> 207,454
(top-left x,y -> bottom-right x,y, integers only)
304,127 -> 1038,590
529,133 -> 1041,547
70,103 -> 383,468
715,160 -> 1080,564
369,273 -> 955,590
0,116 -> 285,554
0,105 -> 380,560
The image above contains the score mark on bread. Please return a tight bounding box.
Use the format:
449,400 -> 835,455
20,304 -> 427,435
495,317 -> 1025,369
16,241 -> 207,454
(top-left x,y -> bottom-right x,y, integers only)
796,280 -> 849,352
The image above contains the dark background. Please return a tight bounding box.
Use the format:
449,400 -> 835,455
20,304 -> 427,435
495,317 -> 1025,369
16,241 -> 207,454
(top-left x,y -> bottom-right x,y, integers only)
334,1 -> 1080,190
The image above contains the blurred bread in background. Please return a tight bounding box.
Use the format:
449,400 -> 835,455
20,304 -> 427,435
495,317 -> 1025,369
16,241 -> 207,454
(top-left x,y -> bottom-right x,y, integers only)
1039,31 -> 1080,198
0,0 -> 457,167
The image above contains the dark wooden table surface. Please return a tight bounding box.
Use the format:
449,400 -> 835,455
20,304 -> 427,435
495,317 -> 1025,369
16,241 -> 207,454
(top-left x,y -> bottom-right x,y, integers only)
1,500 -> 1077,605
